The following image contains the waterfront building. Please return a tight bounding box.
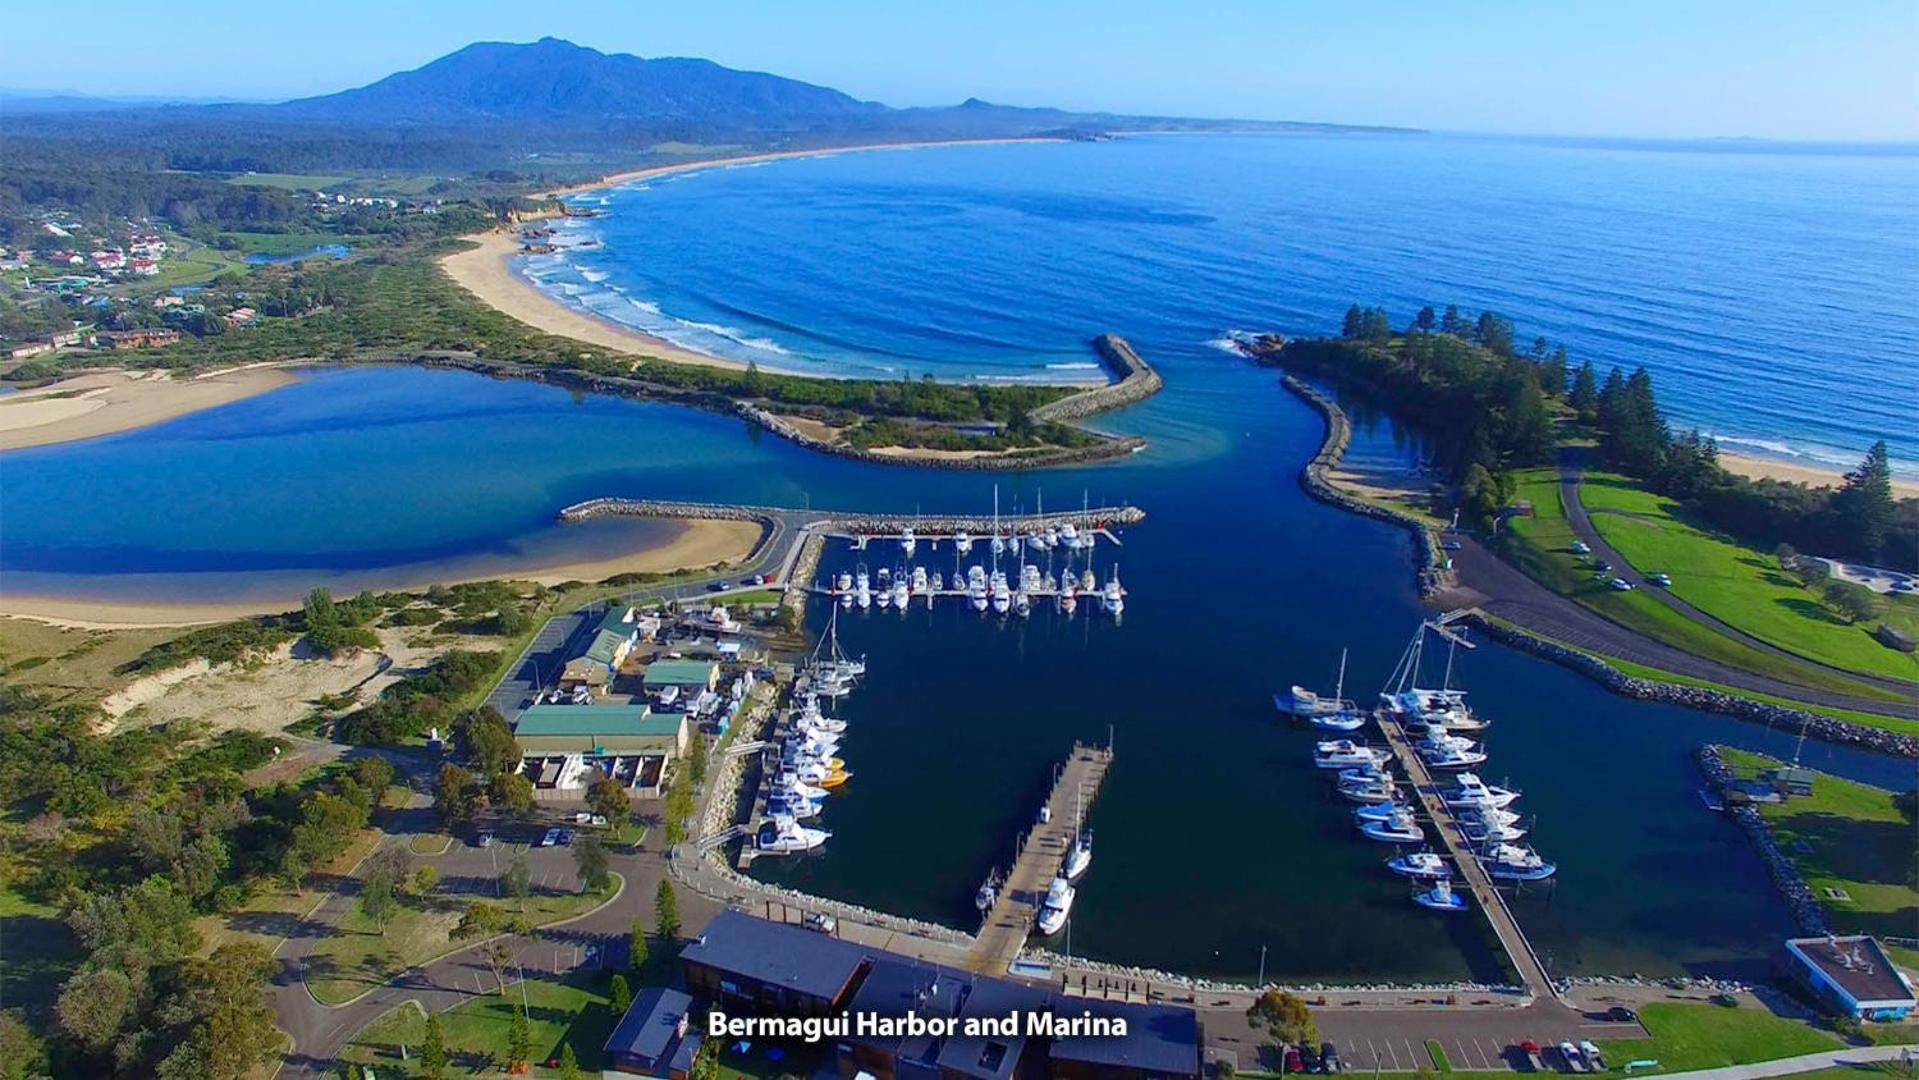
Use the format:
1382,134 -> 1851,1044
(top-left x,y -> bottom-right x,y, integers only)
644,658 -> 721,697
604,987 -> 704,1078
1781,935 -> 1917,1022
580,605 -> 645,677
512,704 -> 688,795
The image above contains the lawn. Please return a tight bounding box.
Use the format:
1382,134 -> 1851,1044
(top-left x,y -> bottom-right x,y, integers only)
1719,749 -> 1917,938
304,871 -> 619,1005
217,230 -> 367,257
1579,473 -> 1919,683
225,172 -> 351,191
1497,469 -> 1906,702
340,968 -> 620,1077
1594,1002 -> 1843,1071
1604,657 -> 1916,736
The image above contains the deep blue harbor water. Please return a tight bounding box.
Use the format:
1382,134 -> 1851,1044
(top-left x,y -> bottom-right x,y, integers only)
3,135 -> 1915,982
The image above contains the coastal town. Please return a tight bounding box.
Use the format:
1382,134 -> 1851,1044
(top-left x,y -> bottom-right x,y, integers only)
1,14 -> 1916,1080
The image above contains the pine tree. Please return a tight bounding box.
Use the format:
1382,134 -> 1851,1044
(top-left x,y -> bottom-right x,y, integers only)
609,973 -> 632,1016
655,879 -> 681,941
1440,304 -> 1464,336
558,1043 -> 583,1080
420,1013 -> 448,1080
507,1004 -> 532,1070
1341,305 -> 1364,339
630,917 -> 650,974
1569,360 -> 1598,419
1414,305 -> 1437,333
1832,440 -> 1896,559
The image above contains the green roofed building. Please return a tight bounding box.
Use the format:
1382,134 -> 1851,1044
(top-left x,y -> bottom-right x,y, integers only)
642,659 -> 719,695
580,606 -> 644,673
514,704 -> 688,757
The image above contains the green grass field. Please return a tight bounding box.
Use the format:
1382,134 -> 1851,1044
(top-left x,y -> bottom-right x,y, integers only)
1719,749 -> 1917,938
1579,474 -> 1919,683
341,969 -> 619,1077
1604,657 -> 1917,736
224,172 -> 351,191
304,873 -> 618,1005
217,230 -> 366,256
1594,1002 -> 1843,1071
1497,470 -> 1904,702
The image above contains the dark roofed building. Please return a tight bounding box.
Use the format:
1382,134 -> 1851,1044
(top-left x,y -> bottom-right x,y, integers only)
682,909 -> 873,1016
1049,998 -> 1202,1080
605,987 -> 703,1077
840,958 -> 972,1080
940,972 -> 1053,1080
1783,935 -> 1917,1022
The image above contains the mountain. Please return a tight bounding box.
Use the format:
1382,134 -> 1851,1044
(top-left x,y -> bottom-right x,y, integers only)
272,37 -> 885,125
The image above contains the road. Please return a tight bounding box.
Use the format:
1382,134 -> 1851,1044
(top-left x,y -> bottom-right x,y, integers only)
1557,454 -> 1915,701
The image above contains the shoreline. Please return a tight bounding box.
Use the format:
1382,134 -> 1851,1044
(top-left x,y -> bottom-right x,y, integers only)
442,136 -> 1114,388
1719,450 -> 1919,498
0,518 -> 764,629
0,366 -> 298,451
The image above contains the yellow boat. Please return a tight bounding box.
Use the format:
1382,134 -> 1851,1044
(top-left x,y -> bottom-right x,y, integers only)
818,768 -> 853,789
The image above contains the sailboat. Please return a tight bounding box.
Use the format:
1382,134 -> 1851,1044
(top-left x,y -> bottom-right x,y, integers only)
975,869 -> 1001,914
1278,648 -> 1366,731
1380,615 -> 1485,730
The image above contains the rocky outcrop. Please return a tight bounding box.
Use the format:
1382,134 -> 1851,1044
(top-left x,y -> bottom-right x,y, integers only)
1469,613 -> 1918,758
1028,334 -> 1164,424
1281,375 -> 1450,597
1697,746 -> 1831,934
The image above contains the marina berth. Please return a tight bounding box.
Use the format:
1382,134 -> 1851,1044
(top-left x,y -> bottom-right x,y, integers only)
1442,772 -> 1519,810
756,813 -> 831,853
1358,807 -> 1424,843
1388,851 -> 1451,880
1413,876 -> 1469,912
1478,842 -> 1557,881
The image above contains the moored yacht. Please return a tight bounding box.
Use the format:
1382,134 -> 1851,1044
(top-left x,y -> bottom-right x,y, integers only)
1064,829 -> 1093,880
1102,567 -> 1124,615
756,814 -> 830,853
1314,741 -> 1386,770
1479,842 -> 1557,881
1412,876 -> 1468,912
1420,742 -> 1489,770
1459,815 -> 1527,843
1359,808 -> 1424,844
911,565 -> 929,596
1354,800 -> 1410,824
975,869 -> 1000,913
890,578 -> 909,610
1387,851 -> 1450,880
1035,875 -> 1075,935
900,527 -> 917,558
955,529 -> 973,555
1337,775 -> 1398,804
1279,648 -> 1363,728
1442,773 -> 1519,810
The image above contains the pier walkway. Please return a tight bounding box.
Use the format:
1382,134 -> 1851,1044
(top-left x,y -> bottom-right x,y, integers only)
1375,712 -> 1559,1003
966,741 -> 1113,974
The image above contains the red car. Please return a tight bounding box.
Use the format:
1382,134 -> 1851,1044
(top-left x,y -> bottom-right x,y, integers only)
1283,1047 -> 1304,1073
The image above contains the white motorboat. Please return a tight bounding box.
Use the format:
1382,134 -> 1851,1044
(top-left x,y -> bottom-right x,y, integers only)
1314,742 -> 1386,770
875,584 -> 892,609
1080,566 -> 1096,592
890,579 -> 909,609
1354,800 -> 1410,824
1459,804 -> 1521,830
968,566 -> 989,612
1420,743 -> 1489,770
955,529 -> 974,555
911,565 -> 929,596
1009,533 -> 1022,556
1460,816 -> 1528,843
1337,762 -> 1393,786
975,870 -> 1000,913
1035,875 -> 1075,935
1102,567 -> 1124,615
797,713 -> 847,737
1479,842 -> 1557,881
1064,829 -> 1093,880
1044,525 -> 1060,548
1059,522 -> 1079,547
1387,851 -> 1451,880
901,528 -> 917,558
756,814 -> 830,853
765,793 -> 821,820
1337,776 -> 1397,804
1359,809 -> 1424,844
1380,617 -> 1484,731
990,570 -> 1012,614
773,775 -> 830,802
834,571 -> 853,594
1442,773 -> 1519,810
1412,877 -> 1468,912
855,567 -> 872,609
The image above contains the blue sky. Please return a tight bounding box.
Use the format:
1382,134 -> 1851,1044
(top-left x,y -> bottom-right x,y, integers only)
6,0 -> 1915,140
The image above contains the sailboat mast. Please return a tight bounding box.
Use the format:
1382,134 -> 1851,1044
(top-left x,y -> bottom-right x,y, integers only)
1335,648 -> 1348,701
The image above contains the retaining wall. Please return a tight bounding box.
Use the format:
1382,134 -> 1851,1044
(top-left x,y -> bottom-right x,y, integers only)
1697,745 -> 1831,934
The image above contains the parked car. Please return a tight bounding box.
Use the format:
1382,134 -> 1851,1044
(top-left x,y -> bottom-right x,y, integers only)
1605,1006 -> 1638,1023
1298,1044 -> 1320,1073
1570,541 -> 1591,555
556,829 -> 575,846
1591,559 -> 1611,572
1558,1041 -> 1587,1073
1440,539 -> 1463,551
1579,1041 -> 1606,1071
1517,1040 -> 1545,1071
473,832 -> 493,848
540,828 -> 562,847
1282,1047 -> 1304,1074
802,911 -> 837,934
705,581 -> 728,592
1319,1043 -> 1341,1074
1609,577 -> 1635,591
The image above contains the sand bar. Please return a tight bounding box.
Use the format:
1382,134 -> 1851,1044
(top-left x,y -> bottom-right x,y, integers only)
0,367 -> 297,451
0,518 -> 765,629
1719,450 -> 1919,498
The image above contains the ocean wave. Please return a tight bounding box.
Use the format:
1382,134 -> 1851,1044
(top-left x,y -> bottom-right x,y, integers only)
1205,330 -> 1260,355
1045,362 -> 1101,371
1706,432 -> 1918,477
578,268 -> 610,283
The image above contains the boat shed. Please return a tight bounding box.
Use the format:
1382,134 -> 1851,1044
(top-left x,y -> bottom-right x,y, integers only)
582,606 -> 645,673
1782,935 -> 1917,1022
513,704 -> 688,757
644,659 -> 720,695
682,909 -> 873,1017
605,987 -> 702,1078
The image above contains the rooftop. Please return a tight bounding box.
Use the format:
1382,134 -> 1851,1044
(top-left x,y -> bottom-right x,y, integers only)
1048,997 -> 1202,1076
1788,936 -> 1918,1007
604,987 -> 701,1071
514,704 -> 681,738
682,910 -> 873,1003
644,659 -> 720,685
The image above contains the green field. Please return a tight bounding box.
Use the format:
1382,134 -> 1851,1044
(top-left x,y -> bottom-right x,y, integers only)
304,872 -> 619,1005
1605,656 -> 1916,735
1719,749 -> 1917,938
1498,469 -> 1904,702
141,238 -> 248,289
217,230 -> 365,256
1579,473 -> 1919,683
224,172 -> 351,191
341,970 -> 619,1077
1594,1002 -> 1844,1071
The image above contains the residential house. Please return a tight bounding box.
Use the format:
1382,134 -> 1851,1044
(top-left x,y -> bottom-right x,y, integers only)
604,988 -> 703,1078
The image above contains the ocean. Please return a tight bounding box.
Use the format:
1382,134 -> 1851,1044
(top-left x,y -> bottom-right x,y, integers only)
4,135 -> 1914,982
533,133 -> 1919,476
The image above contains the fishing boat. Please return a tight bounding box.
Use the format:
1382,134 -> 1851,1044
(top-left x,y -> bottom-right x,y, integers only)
1035,875 -> 1075,935
1337,762 -> 1393,786
975,870 -> 1000,914
990,570 -> 1012,614
797,713 -> 846,738
900,528 -> 917,559
1359,808 -> 1424,844
765,793 -> 821,820
855,567 -> 872,609
1420,742 -> 1489,770
955,529 -> 974,555
1412,877 -> 1468,912
756,814 -> 830,853
1337,775 -> 1398,804
1102,567 -> 1124,615
816,768 -> 852,789
911,565 -> 929,596
1478,842 -> 1557,881
1460,815 -> 1527,843
1354,800 -> 1410,824
772,774 -> 830,801
1442,773 -> 1519,810
1314,741 -> 1386,770
890,579 -> 909,609
1387,851 -> 1451,880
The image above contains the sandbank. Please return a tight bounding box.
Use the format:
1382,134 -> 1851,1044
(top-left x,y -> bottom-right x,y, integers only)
1719,451 -> 1919,498
0,366 -> 297,451
0,518 -> 765,629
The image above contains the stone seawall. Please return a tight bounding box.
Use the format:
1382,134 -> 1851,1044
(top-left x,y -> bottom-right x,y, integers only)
736,401 -> 1147,471
1468,612 -> 1918,758
556,496 -> 1147,532
1281,375 -> 1449,597
1697,745 -> 1831,934
1028,334 -> 1165,424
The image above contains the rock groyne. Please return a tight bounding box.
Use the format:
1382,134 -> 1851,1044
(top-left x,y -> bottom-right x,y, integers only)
1697,745 -> 1831,934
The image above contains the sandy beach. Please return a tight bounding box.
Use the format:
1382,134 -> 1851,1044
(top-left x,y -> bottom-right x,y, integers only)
1719,451 -> 1919,498
0,366 -> 297,451
441,137 -> 1098,384
0,518 -> 766,628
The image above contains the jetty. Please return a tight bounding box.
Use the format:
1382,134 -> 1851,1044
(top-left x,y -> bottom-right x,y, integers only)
1375,711 -> 1558,1002
966,741 -> 1114,974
